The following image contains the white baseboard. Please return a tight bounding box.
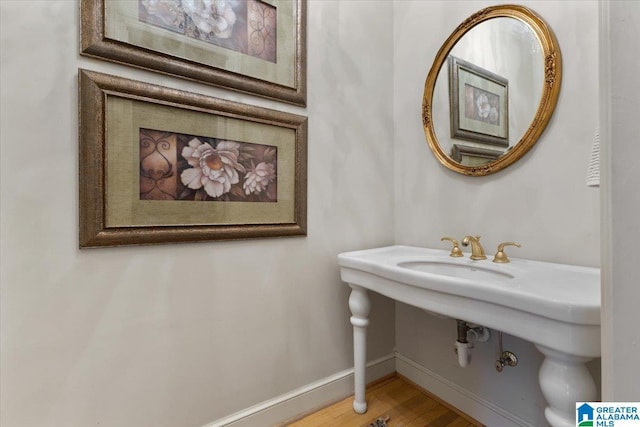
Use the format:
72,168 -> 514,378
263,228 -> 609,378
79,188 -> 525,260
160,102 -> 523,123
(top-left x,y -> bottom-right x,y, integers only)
202,352 -> 533,427
202,353 -> 396,427
395,352 -> 535,427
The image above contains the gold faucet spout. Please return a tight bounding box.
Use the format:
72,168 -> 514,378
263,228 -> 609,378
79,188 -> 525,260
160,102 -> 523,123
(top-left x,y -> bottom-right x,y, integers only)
461,235 -> 487,260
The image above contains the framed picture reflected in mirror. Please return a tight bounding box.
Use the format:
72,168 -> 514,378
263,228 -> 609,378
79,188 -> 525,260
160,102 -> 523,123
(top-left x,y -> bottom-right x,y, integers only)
449,55 -> 509,147
451,143 -> 505,167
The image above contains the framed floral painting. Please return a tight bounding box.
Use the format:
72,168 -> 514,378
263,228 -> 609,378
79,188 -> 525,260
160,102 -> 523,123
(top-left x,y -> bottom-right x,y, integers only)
448,55 -> 509,147
78,69 -> 307,248
80,0 -> 306,106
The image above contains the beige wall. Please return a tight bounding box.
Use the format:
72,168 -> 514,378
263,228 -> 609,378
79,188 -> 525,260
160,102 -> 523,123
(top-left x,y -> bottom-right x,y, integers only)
393,1 -> 600,425
0,1 -> 395,426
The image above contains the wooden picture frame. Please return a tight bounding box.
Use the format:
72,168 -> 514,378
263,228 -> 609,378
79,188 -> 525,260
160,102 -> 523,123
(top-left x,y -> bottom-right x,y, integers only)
451,143 -> 504,167
78,69 -> 307,248
449,55 -> 509,147
80,0 -> 306,106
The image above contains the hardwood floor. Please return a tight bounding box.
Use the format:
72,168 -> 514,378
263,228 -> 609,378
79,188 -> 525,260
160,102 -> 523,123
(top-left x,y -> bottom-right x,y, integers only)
284,374 -> 483,427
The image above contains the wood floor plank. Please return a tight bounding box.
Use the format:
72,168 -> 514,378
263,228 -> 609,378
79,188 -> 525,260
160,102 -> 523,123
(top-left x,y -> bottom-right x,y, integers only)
285,374 -> 483,427
444,418 -> 476,427
404,404 -> 450,427
429,409 -> 460,427
368,393 -> 440,426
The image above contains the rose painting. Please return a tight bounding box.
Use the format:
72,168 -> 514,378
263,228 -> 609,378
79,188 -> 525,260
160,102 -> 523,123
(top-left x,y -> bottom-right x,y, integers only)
138,0 -> 277,63
140,128 -> 277,202
464,83 -> 501,126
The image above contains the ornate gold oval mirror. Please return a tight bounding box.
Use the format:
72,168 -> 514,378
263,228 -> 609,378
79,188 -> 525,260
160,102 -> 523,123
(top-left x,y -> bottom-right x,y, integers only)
422,5 -> 561,176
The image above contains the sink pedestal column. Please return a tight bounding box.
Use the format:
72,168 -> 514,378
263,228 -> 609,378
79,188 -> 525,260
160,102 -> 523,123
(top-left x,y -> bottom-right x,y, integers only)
535,344 -> 597,427
348,285 -> 370,414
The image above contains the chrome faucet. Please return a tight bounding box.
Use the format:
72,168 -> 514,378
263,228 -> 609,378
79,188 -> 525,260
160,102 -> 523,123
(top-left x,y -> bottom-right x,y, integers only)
461,235 -> 487,260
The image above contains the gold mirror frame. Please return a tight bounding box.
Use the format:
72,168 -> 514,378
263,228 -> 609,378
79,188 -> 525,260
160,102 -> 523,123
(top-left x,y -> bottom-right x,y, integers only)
422,5 -> 562,176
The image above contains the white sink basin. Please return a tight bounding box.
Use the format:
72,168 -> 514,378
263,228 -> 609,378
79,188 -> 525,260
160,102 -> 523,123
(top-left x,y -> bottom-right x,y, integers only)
398,260 -> 514,280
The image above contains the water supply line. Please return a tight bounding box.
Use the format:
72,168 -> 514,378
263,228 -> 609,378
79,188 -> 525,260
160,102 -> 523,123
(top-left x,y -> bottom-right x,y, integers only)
495,331 -> 518,372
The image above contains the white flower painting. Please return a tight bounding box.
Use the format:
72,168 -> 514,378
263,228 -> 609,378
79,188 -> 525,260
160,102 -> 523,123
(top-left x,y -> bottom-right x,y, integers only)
180,139 -> 245,198
138,0 -> 277,62
140,128 -> 277,202
243,160 -> 276,195
464,84 -> 501,126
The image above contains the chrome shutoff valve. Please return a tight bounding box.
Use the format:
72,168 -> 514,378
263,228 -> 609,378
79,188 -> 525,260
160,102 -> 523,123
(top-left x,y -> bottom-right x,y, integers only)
495,331 -> 518,372
495,351 -> 518,372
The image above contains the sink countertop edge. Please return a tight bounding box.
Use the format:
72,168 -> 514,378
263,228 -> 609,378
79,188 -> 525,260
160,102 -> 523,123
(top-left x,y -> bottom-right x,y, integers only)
338,245 -> 601,327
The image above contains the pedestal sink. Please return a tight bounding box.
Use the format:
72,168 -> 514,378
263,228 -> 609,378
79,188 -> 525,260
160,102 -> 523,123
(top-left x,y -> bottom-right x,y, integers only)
339,245 -> 600,427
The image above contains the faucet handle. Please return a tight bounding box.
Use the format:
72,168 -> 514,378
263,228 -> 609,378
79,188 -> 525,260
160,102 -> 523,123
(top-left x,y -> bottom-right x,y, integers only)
441,237 -> 463,257
492,242 -> 521,263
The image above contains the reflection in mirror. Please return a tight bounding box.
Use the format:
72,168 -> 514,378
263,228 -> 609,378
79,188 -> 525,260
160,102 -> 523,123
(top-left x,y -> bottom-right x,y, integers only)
448,55 -> 511,148
422,5 -> 561,176
451,144 -> 503,166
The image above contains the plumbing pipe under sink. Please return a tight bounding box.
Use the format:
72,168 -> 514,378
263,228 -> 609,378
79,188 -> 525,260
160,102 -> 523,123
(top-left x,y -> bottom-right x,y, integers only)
454,320 -> 490,367
455,340 -> 473,367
